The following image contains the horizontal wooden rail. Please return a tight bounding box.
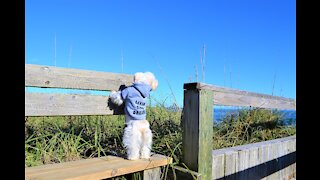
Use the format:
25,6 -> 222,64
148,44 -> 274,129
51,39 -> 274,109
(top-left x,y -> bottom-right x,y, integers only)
212,135 -> 296,179
184,82 -> 296,110
25,92 -> 123,116
25,64 -> 133,91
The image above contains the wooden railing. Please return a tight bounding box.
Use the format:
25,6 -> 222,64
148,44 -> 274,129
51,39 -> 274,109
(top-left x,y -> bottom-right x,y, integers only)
212,135 -> 296,179
25,64 -> 133,116
25,64 -> 172,180
181,82 -> 296,180
184,82 -> 296,110
25,64 -> 296,180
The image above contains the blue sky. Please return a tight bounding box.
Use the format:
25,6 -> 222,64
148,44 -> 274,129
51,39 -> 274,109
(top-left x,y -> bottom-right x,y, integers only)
25,0 -> 296,107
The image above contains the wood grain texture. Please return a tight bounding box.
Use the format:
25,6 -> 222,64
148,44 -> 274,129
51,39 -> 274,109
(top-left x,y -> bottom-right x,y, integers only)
198,89 -> 213,180
248,147 -> 259,180
236,147 -> 250,180
224,151 -> 237,180
184,82 -> 296,110
182,89 -> 213,180
212,153 -> 224,179
25,64 -> 133,91
25,156 -> 123,176
25,92 -> 123,116
25,154 -> 172,180
143,167 -> 161,180
182,89 -> 200,171
211,135 -> 296,180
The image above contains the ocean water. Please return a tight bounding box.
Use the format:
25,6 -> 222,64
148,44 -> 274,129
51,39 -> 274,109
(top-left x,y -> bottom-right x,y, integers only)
214,108 -> 296,126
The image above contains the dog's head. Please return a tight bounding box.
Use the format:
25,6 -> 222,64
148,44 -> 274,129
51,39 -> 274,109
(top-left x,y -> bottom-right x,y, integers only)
134,72 -> 158,90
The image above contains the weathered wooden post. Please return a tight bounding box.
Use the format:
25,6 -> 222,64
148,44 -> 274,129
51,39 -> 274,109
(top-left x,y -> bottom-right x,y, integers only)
182,82 -> 213,180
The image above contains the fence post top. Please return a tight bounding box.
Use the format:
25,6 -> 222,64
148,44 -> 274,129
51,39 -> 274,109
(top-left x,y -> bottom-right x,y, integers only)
183,82 -> 205,90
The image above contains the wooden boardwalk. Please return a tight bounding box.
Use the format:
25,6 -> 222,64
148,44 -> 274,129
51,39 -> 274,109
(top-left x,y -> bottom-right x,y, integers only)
25,65 -> 296,180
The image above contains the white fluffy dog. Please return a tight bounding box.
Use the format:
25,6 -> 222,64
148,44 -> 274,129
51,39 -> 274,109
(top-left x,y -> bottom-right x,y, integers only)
109,72 -> 158,160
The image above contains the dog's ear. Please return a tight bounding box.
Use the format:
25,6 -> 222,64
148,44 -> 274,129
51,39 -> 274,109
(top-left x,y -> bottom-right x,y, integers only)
144,72 -> 158,90
151,79 -> 158,90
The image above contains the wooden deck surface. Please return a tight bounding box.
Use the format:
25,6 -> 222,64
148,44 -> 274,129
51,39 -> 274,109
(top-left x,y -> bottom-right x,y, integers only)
25,154 -> 172,180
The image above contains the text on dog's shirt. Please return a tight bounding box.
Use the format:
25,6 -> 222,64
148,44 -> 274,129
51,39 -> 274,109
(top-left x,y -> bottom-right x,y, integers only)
121,83 -> 152,123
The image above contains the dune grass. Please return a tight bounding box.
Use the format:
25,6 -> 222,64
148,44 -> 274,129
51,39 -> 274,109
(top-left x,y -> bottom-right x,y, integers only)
212,108 -> 296,149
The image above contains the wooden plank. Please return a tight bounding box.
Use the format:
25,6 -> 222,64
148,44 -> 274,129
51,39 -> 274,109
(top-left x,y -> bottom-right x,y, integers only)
248,147 -> 259,179
279,164 -> 296,180
288,139 -> 296,179
280,141 -> 295,179
258,144 -> 269,179
279,140 -> 289,179
224,151 -> 237,180
276,137 -> 296,180
143,167 -> 161,180
25,92 -> 124,116
25,154 -> 172,180
26,156 -> 123,176
262,142 -> 276,180
198,89 -> 214,180
290,163 -> 296,179
212,153 -> 224,179
265,141 -> 282,180
236,147 -> 250,180
25,64 -> 133,91
182,89 -> 213,180
279,141 -> 286,179
184,82 -> 296,110
182,89 -> 200,171
212,91 -> 296,110
185,83 -> 295,102
216,136 -> 295,156
210,136 -> 296,180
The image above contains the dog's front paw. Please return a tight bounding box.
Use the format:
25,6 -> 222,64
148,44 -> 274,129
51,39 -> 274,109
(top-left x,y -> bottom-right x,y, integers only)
127,156 -> 140,160
128,157 -> 139,161
140,155 -> 150,160
109,91 -> 123,106
140,147 -> 151,160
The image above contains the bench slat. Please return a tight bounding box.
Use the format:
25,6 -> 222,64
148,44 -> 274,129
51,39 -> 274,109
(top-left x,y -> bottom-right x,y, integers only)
25,154 -> 172,180
25,156 -> 123,175
25,64 -> 133,91
25,92 -> 121,116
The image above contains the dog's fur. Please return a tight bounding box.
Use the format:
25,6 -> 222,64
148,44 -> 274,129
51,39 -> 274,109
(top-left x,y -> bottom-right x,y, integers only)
109,72 -> 158,160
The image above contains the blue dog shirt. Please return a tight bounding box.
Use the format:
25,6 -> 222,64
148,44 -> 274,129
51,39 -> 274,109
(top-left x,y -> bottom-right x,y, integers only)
121,83 -> 152,123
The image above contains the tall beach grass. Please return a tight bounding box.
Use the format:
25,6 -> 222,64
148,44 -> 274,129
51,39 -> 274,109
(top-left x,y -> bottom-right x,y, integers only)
25,97 -> 295,179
